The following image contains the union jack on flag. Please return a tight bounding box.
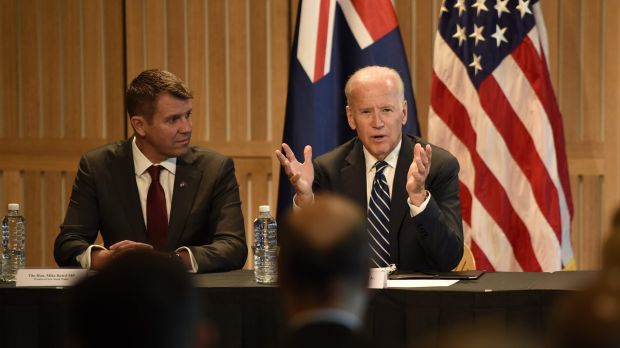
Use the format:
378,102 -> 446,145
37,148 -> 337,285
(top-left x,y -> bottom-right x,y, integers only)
278,0 -> 419,214
428,0 -> 574,271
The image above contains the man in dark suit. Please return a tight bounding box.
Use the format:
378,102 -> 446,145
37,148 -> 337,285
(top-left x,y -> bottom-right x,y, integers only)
54,69 -> 247,273
277,66 -> 463,271
279,194 -> 371,348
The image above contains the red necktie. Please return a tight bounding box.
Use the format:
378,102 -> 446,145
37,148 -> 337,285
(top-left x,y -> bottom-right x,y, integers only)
146,165 -> 168,250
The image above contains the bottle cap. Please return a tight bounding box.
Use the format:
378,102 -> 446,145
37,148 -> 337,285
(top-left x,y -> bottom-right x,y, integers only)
8,203 -> 19,211
258,205 -> 270,213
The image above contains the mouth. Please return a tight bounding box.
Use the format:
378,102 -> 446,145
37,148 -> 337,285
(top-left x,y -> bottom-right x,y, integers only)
176,138 -> 190,145
370,135 -> 386,141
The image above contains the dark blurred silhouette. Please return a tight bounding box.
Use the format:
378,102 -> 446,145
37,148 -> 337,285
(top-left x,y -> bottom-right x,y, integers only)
69,251 -> 212,348
548,206 -> 620,348
414,321 -> 540,348
278,194 -> 371,348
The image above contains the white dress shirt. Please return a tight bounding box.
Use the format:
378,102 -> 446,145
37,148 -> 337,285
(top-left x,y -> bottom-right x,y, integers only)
76,137 -> 198,272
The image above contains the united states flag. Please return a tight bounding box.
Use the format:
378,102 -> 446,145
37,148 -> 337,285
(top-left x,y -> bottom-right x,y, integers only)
428,0 -> 574,271
278,0 -> 419,215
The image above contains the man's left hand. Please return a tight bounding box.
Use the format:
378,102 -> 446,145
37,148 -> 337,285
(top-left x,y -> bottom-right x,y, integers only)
406,143 -> 432,206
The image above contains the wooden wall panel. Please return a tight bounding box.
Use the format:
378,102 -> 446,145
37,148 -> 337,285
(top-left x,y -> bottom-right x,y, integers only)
0,0 -> 124,268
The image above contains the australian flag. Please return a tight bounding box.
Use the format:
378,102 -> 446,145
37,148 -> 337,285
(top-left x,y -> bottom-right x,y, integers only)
277,0 -> 419,215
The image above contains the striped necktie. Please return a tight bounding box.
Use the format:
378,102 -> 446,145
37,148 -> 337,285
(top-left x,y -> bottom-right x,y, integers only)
367,160 -> 391,267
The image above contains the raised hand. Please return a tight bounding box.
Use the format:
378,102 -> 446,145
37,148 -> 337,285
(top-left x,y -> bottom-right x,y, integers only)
275,143 -> 314,207
406,143 -> 432,206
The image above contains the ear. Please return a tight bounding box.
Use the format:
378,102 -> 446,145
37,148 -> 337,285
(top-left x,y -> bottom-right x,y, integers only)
130,116 -> 147,136
346,105 -> 357,130
401,100 -> 408,125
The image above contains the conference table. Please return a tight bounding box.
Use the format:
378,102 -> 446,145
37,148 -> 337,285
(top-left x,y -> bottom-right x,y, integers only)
0,270 -> 596,348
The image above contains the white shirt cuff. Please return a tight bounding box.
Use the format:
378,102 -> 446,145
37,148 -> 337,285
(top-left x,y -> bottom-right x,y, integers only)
292,193 -> 315,210
177,246 -> 198,273
408,190 -> 431,217
76,244 -> 107,269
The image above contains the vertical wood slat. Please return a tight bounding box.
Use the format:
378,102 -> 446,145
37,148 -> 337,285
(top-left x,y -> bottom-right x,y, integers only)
83,0 -> 104,139
581,0 -> 603,142
104,0 -> 125,140
186,0 -> 207,142
413,0 -> 434,137
229,0 -> 249,143
19,0 -> 40,138
167,0 -> 186,80
0,0 -> 19,138
540,0 -> 560,92
602,0 -> 620,226
145,0 -> 166,69
44,172 -> 63,267
558,0 -> 581,142
40,0 -> 63,139
125,0 -> 145,81
250,0 -> 267,142
62,0 -> 83,139
208,0 -> 226,142
581,175 -> 603,269
569,175 -> 581,269
23,171 -> 42,267
270,0 -> 290,212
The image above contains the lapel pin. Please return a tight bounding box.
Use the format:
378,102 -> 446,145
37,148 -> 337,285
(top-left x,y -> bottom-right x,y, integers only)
179,181 -> 187,188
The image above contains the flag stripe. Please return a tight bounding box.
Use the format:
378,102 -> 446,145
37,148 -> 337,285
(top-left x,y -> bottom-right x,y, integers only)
511,35 -> 574,263
429,109 -> 522,271
430,70 -> 542,271
349,0 -> 397,41
313,0 -> 332,81
478,75 -> 562,241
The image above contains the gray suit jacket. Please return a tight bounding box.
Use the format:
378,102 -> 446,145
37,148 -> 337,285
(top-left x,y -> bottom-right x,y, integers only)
54,138 -> 247,272
313,135 -> 463,271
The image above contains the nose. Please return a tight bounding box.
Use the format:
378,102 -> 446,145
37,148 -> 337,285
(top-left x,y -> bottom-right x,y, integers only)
370,111 -> 384,128
179,116 -> 192,133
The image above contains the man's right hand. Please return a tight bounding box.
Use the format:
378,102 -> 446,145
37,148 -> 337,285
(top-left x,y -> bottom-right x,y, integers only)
275,143 -> 314,207
91,240 -> 154,271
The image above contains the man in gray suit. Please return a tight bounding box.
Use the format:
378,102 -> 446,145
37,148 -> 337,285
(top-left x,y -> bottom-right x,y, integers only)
277,66 -> 463,271
54,69 -> 247,273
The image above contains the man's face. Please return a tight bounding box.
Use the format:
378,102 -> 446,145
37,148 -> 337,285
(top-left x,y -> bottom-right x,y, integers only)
132,93 -> 192,163
346,77 -> 407,161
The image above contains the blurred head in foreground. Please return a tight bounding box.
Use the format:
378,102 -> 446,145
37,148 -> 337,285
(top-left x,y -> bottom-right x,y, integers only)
70,251 -> 211,348
548,207 -> 620,348
278,194 -> 370,321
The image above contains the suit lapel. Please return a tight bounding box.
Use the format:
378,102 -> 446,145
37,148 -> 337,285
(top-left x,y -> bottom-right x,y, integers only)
111,139 -> 146,240
341,140 -> 367,212
168,150 -> 202,248
388,136 -> 414,264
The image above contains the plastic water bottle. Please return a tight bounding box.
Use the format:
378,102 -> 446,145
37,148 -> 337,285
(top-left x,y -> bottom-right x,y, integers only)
253,205 -> 278,283
2,203 -> 26,282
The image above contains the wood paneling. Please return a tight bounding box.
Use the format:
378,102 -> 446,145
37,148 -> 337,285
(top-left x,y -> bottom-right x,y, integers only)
1,0 -> 618,271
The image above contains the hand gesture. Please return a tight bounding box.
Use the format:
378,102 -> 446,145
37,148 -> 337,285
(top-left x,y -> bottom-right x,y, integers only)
406,143 -> 432,206
275,143 -> 314,207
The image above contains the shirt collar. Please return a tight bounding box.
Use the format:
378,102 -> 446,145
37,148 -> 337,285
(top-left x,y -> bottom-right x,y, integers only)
362,137 -> 402,173
132,137 -> 177,176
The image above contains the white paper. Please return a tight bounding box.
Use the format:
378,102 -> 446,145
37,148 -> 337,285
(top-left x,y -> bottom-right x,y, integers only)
15,268 -> 88,287
386,279 -> 458,288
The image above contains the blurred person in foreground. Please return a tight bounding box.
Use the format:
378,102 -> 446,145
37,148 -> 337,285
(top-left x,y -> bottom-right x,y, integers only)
70,251 -> 213,348
277,66 -> 463,272
278,194 -> 372,348
548,207 -> 620,348
54,69 -> 247,273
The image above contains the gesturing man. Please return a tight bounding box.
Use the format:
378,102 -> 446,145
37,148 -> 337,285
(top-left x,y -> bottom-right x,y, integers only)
277,66 -> 463,271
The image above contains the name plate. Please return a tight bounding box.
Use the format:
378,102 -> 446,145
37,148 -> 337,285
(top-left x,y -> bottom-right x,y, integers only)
16,268 -> 88,287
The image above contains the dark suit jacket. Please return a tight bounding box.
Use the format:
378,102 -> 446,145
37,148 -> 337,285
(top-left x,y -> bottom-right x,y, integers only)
54,138 -> 247,273
281,322 -> 371,348
313,135 -> 463,271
